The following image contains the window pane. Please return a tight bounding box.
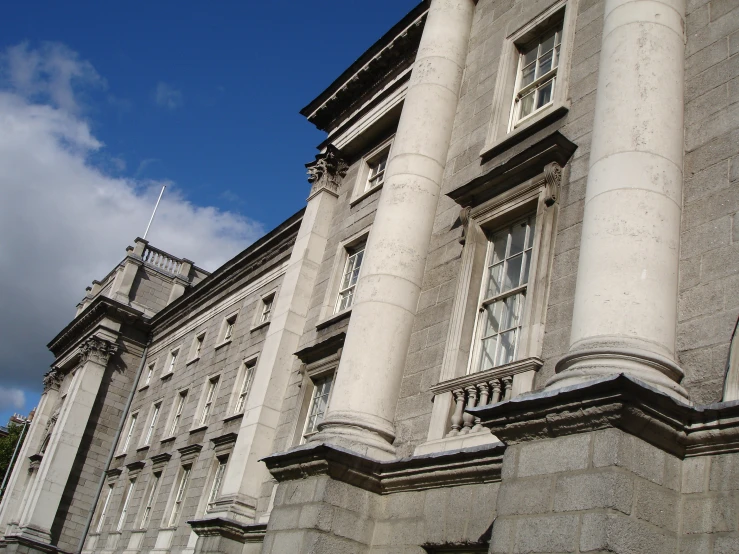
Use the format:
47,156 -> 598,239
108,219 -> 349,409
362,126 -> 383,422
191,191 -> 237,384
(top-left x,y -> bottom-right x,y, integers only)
479,337 -> 497,372
522,44 -> 537,66
536,79 -> 554,109
540,32 -> 556,54
553,44 -> 561,68
483,302 -> 502,337
538,49 -> 553,76
521,62 -> 536,87
505,254 -> 523,291
500,294 -> 520,331
526,220 -> 536,248
519,91 -> 535,119
521,252 -> 532,285
486,262 -> 503,298
492,234 -> 507,264
497,330 -> 517,366
509,223 -> 527,255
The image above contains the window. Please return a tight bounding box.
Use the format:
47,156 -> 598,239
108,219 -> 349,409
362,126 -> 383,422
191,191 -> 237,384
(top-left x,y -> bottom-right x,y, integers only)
144,402 -> 161,446
511,23 -> 563,127
189,333 -> 205,362
365,148 -> 389,192
208,459 -> 227,506
224,317 -> 235,341
164,349 -> 179,375
234,360 -> 256,414
95,484 -> 114,533
168,391 -> 187,436
120,412 -> 138,453
117,479 -> 136,531
301,374 -> 334,443
143,363 -> 155,387
259,295 -> 274,324
169,467 -> 191,527
140,473 -> 160,529
198,377 -> 219,426
474,216 -> 536,371
336,244 -> 365,313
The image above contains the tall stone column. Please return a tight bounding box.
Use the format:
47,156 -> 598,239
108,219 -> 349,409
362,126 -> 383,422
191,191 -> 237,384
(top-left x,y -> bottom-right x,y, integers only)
11,337 -> 117,547
314,0 -> 476,458
0,370 -> 62,536
546,0 -> 688,399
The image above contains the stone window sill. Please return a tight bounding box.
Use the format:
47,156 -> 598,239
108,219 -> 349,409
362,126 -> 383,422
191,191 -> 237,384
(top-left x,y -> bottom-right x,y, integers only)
250,320 -> 270,333
214,339 -> 232,350
160,436 -> 175,445
480,102 -> 569,161
190,425 -> 208,434
223,412 -> 244,424
316,308 -> 352,330
138,384 -> 149,392
160,371 -> 173,381
186,356 -> 200,366
349,183 -> 383,208
136,445 -> 150,453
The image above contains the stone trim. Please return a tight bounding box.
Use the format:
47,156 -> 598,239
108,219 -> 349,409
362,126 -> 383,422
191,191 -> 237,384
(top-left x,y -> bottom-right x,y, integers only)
0,532 -> 73,553
42,369 -> 63,392
306,145 -> 349,198
177,444 -> 203,465
150,452 -> 172,473
188,518 -> 266,544
262,442 -> 504,495
430,357 -> 543,395
294,333 -> 346,365
472,373 -> 739,458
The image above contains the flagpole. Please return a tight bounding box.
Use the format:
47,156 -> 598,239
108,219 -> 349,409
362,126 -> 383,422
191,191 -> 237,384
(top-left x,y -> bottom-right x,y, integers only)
143,184 -> 166,240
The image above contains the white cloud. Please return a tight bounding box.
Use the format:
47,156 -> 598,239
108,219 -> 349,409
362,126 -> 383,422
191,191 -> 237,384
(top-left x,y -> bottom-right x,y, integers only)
154,81 -> 183,109
0,388 -> 26,412
0,43 -> 264,395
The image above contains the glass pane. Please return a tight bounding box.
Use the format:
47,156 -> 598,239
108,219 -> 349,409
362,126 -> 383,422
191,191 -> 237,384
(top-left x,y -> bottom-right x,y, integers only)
521,252 -> 532,285
500,294 -> 521,331
526,219 -> 536,248
536,80 -> 554,109
553,45 -> 561,68
492,234 -> 507,264
510,223 -> 527,255
497,330 -> 517,366
540,32 -> 556,54
538,50 -> 553,76
505,254 -> 523,291
519,91 -> 535,119
487,262 -> 503,298
522,44 -> 537,66
483,301 -> 503,337
479,337 -> 497,372
555,30 -> 562,46
521,62 -> 536,87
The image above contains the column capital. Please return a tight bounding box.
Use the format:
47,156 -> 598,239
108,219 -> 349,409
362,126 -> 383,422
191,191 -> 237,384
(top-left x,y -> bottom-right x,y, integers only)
42,368 -> 63,393
79,337 -> 118,367
306,144 -> 348,198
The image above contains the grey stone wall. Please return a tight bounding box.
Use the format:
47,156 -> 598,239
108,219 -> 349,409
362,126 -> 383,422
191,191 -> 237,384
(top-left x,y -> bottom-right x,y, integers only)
129,268 -> 174,314
678,0 -> 739,404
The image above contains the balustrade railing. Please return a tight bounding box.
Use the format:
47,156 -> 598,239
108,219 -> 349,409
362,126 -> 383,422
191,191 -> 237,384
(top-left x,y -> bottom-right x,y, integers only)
142,246 -> 182,275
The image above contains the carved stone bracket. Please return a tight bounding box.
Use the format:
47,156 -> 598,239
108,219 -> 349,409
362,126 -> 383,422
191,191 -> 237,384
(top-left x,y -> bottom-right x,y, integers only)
42,368 -> 64,392
306,145 -> 348,198
543,162 -> 562,207
458,206 -> 472,245
79,337 -> 118,367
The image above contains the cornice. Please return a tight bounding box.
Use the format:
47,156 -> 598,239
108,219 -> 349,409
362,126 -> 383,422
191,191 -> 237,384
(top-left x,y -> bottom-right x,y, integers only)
262,442 -> 504,495
471,373 -> 739,459
294,333 -> 346,365
188,518 -> 266,544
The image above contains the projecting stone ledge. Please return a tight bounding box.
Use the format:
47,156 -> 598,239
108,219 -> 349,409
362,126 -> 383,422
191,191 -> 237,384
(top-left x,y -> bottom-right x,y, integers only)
470,373 -> 739,458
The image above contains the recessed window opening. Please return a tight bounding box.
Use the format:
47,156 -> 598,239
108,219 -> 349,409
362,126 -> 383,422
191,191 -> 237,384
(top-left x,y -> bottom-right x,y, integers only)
169,466 -> 191,527
302,374 -> 334,443
208,459 -> 227,505
95,484 -> 114,533
259,295 -> 274,324
140,473 -> 160,529
235,361 -> 256,414
117,479 -> 136,531
144,402 -> 161,445
199,377 -> 219,426
365,149 -> 389,192
169,391 -> 187,436
121,413 -> 138,453
336,245 -> 365,313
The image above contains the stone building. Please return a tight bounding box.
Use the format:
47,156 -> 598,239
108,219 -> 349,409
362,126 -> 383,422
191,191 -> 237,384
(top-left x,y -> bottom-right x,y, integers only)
1,0 -> 739,552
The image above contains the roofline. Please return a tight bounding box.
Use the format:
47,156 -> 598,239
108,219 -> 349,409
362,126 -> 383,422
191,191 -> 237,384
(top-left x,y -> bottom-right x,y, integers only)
299,1 -> 429,122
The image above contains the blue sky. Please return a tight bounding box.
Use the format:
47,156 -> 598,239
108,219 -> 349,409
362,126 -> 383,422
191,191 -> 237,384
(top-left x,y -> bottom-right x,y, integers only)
0,1 -> 418,425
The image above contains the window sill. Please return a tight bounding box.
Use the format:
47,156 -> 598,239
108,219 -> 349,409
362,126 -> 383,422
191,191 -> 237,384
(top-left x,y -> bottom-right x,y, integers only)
223,412 -> 244,424
316,308 -> 352,330
186,356 -> 200,366
138,384 -> 150,392
250,320 -> 270,333
190,425 -> 208,434
349,183 -> 383,208
160,372 -> 173,381
114,452 -> 127,460
160,436 -> 175,444
480,102 -> 569,161
214,339 -> 232,350
136,445 -> 151,453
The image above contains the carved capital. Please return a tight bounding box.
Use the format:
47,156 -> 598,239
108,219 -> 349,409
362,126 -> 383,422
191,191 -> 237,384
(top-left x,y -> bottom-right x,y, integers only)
306,145 -> 348,197
459,206 -> 472,245
79,337 -> 118,366
42,368 -> 64,392
543,162 -> 563,207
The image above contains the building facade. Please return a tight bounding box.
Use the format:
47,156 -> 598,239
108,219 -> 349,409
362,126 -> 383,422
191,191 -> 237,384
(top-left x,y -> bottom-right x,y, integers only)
1,0 -> 739,552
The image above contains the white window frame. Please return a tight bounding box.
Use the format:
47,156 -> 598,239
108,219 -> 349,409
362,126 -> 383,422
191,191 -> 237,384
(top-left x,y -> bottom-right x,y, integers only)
116,478 -> 136,531
119,412 -> 138,454
231,357 -> 257,415
95,484 -> 114,533
166,390 -> 188,438
482,0 -> 577,156
207,458 -> 228,508
350,137 -> 394,206
258,294 -> 274,325
139,472 -> 161,529
168,466 -> 191,527
335,244 -> 365,314
162,347 -> 180,377
195,375 -> 221,428
187,332 -> 206,363
142,401 -> 162,447
141,361 -> 156,389
217,311 -> 239,347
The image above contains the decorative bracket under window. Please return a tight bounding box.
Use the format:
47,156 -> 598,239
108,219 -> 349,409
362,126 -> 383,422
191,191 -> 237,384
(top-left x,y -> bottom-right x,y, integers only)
543,161 -> 562,207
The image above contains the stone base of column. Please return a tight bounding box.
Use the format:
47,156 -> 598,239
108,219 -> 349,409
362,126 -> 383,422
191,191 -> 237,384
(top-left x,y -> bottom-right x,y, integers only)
0,527 -> 60,554
312,410 -> 397,461
546,337 -> 689,401
189,517 -> 265,554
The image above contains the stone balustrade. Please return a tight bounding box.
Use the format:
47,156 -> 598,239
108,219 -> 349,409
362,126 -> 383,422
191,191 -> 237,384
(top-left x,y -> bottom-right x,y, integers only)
430,357 -> 543,438
142,246 -> 182,275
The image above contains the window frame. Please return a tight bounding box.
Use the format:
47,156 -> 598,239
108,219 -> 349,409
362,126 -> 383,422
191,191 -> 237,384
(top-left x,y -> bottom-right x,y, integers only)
187,332 -> 206,364
194,374 -> 221,429
291,350 -> 341,446
167,465 -> 191,528
140,361 -> 156,389
230,356 -> 258,416
216,311 -> 239,347
119,411 -> 139,454
141,401 -> 162,447
482,0 -> 577,156
95,484 -> 114,534
161,347 -> 181,378
335,243 -> 366,314
206,457 -> 228,509
138,472 -> 161,529
350,136 -> 394,206
165,389 -> 188,439
116,478 -> 136,532
300,374 -> 335,443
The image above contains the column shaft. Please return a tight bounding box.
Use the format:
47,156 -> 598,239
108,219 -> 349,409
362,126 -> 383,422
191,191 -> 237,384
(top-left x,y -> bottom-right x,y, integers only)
547,0 -> 688,399
316,0 -> 476,458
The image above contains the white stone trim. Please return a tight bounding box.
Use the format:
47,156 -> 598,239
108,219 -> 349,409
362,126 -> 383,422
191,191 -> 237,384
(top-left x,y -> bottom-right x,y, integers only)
192,372 -> 222,431
349,136 -> 395,207
225,354 -> 259,417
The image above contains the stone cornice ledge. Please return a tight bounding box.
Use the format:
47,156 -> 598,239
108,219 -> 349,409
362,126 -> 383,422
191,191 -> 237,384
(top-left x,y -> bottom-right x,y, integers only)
471,373 -> 739,458
262,442 -> 504,495
188,518 -> 266,544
